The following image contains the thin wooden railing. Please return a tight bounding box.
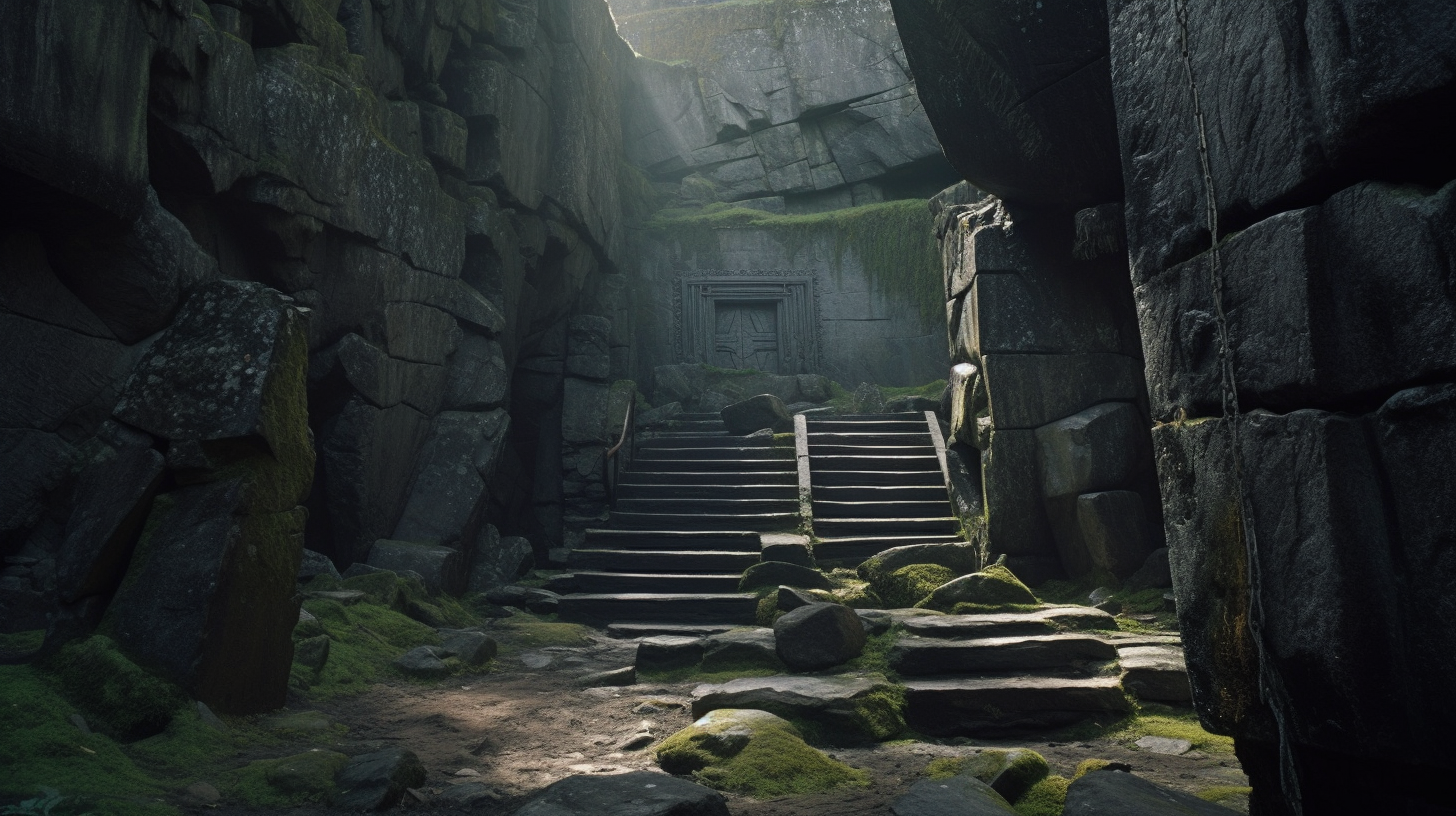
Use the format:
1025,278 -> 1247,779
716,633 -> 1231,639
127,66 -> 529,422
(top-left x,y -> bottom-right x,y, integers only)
603,398 -> 635,503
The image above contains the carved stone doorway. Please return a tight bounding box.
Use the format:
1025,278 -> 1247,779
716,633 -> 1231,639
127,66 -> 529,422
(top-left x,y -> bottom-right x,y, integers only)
676,273 -> 818,375
712,300 -> 781,372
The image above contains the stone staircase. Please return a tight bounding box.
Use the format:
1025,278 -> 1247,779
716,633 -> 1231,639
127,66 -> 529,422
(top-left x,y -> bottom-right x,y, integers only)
556,413 -> 794,627
889,607 -> 1136,736
807,411 -> 964,566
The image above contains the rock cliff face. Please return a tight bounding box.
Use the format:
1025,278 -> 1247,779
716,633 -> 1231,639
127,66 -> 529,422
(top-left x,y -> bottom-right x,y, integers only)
898,0 -> 1456,811
0,0 -> 641,711
614,0 -> 956,213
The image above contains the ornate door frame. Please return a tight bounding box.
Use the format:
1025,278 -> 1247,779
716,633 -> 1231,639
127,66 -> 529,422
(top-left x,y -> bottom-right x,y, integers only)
674,271 -> 820,374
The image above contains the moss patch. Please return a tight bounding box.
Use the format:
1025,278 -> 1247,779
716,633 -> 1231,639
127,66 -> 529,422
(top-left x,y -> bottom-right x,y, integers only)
1197,785 -> 1253,804
1014,775 -> 1069,816
1074,758 -> 1115,778
45,636 -> 187,742
224,750 -> 349,808
656,709 -> 868,798
926,749 -> 1048,803
488,614 -> 593,654
877,564 -> 955,609
293,597 -> 443,700
0,630 -> 45,659
918,564 -> 1037,612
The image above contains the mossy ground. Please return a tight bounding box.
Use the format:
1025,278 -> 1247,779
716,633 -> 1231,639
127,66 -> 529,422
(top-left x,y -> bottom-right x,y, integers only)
656,711 -> 869,798
0,629 -> 45,659
1013,775 -> 1070,816
486,613 -> 594,655
1049,702 -> 1233,755
43,636 -> 187,742
1036,579 -> 1179,631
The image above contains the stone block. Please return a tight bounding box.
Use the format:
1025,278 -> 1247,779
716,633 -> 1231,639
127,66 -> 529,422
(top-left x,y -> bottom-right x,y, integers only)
1076,491 -> 1155,580
562,378 -> 610,445
1135,181 -> 1456,420
721,394 -> 792,435
773,602 -> 865,671
383,303 -> 458,366
315,333 -> 446,416
103,480 -> 304,714
318,397 -> 431,567
760,533 -> 813,567
0,313 -> 128,437
367,539 -> 463,595
418,102 -> 467,173
948,362 -> 983,448
392,410 -> 509,549
1035,402 -> 1150,499
443,334 -> 509,411
55,443 -> 165,603
1109,0 -> 1456,279
981,429 -> 1056,559
466,525 -> 534,592
982,353 -> 1145,430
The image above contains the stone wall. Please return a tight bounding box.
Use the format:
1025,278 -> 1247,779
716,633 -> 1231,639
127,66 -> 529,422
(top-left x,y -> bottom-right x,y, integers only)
614,0 -> 957,214
896,0 -> 1456,811
631,200 -> 949,389
0,0 -> 643,711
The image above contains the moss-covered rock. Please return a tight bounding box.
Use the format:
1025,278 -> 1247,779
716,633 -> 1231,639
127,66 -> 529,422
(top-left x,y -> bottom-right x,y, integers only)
927,749 -> 1050,805
878,564 -> 956,609
739,561 -> 831,591
918,564 -> 1037,612
1014,775 -> 1070,816
229,750 -> 350,807
44,635 -> 186,741
341,571 -> 405,609
656,709 -> 868,798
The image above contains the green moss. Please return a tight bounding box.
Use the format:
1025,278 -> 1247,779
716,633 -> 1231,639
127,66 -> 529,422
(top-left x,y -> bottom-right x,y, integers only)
488,615 -> 593,654
224,750 -> 349,808
925,757 -> 963,780
947,602 -> 1044,615
0,630 -> 45,659
1014,775 -> 1069,816
755,592 -> 784,627
0,665 -> 170,813
656,710 -> 868,798
638,662 -> 781,685
841,630 -> 896,678
339,572 -> 403,608
1196,786 -> 1253,804
771,432 -> 796,448
880,379 -> 948,402
1114,709 -> 1234,754
926,750 -> 1048,803
293,598 -> 441,700
918,564 -> 1037,612
846,685 -> 906,741
1073,758 -> 1114,778
643,200 -> 942,325
45,637 -> 186,742
877,564 -> 955,609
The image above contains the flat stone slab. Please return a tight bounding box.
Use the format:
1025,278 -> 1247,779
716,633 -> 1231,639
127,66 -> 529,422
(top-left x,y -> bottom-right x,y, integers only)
1135,736 -> 1192,755
890,775 -> 1018,816
607,623 -> 739,639
1064,770 -> 1241,815
899,606 -> 1117,640
890,633 -> 1119,676
904,675 -> 1132,737
691,674 -> 898,738
512,771 -> 729,816
1118,645 -> 1192,703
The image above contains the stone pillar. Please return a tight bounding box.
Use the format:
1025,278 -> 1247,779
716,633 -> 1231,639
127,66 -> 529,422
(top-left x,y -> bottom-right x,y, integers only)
934,186 -> 1159,584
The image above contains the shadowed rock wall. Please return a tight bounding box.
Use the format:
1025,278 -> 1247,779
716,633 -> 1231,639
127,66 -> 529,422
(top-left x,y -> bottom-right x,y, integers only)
896,0 -> 1456,811
1,0 -> 643,711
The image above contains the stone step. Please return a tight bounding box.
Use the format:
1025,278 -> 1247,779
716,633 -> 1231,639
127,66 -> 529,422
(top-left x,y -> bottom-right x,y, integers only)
567,549 -> 760,573
812,534 -> 967,566
903,675 -> 1134,736
812,485 -> 948,502
898,607 -> 1119,639
812,412 -> 925,421
1117,645 -> 1192,703
615,483 -> 798,501
641,430 -> 731,439
812,499 -> 953,519
806,420 -> 927,433
662,418 -> 728,429
810,455 -> 943,471
571,571 -> 744,594
558,593 -> 760,624
808,432 -> 933,446
614,497 -> 798,515
611,511 -> 799,531
890,633 -> 1120,676
605,622 -> 740,639
813,516 -> 960,536
807,444 -> 934,458
676,413 -> 725,421
812,469 -> 945,487
624,458 -> 795,473
621,471 -> 798,486
637,446 -> 790,461
639,435 -> 771,449
583,529 -> 761,552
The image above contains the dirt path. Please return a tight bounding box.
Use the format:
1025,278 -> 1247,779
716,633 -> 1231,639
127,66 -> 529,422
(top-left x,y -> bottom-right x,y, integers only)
293,630 -> 1249,816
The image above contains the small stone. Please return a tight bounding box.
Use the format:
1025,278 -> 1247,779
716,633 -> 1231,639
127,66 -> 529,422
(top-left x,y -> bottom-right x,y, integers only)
773,603 -> 866,671
1094,600 -> 1122,615
520,652 -> 553,669
1135,735 -> 1192,755
69,713 -> 91,734
776,586 -> 819,612
856,609 -> 893,635
619,732 -> 655,750
334,747 -> 427,811
579,666 -> 636,687
1088,586 -> 1116,605
438,630 -> 497,666
393,646 -> 450,679
196,701 -> 227,730
453,768 -> 481,777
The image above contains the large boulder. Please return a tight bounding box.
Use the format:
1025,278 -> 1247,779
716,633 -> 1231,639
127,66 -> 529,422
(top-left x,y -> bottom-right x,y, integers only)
918,565 -> 1037,612
1035,403 -> 1150,499
890,774 -> 1018,816
1063,770 -> 1240,815
55,441 -> 164,603
391,409 -> 509,549
333,747 -> 427,811
721,394 -> 793,435
773,603 -> 867,671
366,540 -> 463,596
656,709 -> 866,797
739,561 -> 830,591
466,525 -> 533,593
888,0 -> 1122,207
1075,491 -> 1156,580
